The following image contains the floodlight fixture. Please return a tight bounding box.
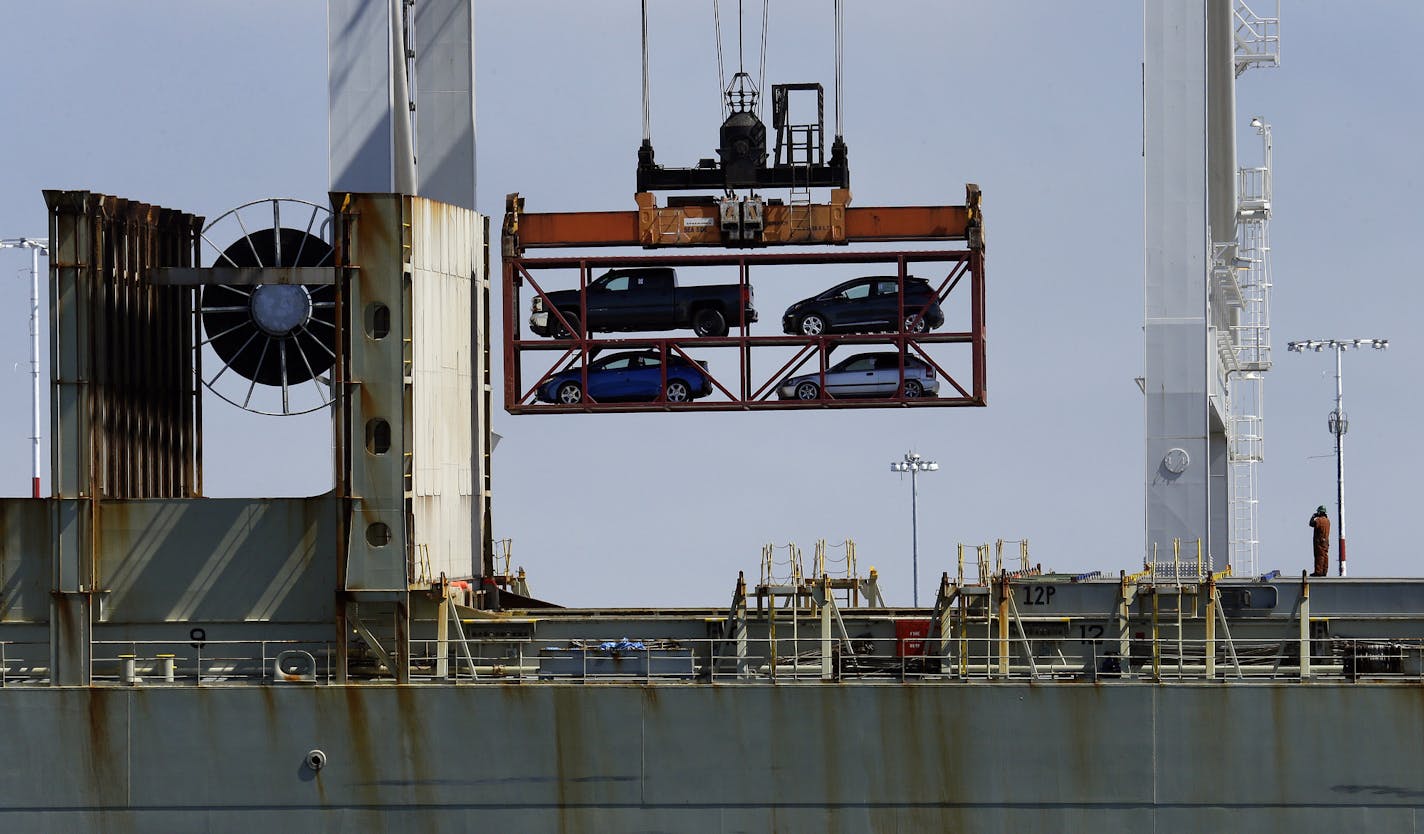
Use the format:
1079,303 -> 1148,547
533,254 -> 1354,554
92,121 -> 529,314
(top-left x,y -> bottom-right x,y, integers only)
1289,336 -> 1390,577
889,450 -> 938,606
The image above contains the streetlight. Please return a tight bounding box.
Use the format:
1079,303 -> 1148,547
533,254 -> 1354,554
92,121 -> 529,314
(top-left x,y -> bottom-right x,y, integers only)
889,450 -> 938,606
1286,338 -> 1389,577
0,237 -> 49,499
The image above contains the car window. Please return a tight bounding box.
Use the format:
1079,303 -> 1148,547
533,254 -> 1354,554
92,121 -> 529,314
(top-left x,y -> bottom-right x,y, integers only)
640,354 -> 661,367
839,357 -> 876,372
603,274 -> 630,292
873,355 -> 903,370
874,280 -> 899,296
600,356 -> 633,370
837,281 -> 872,301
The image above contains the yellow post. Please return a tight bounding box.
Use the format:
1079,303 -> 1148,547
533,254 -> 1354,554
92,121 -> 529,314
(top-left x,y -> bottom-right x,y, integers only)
958,590 -> 968,678
997,574 -> 1010,678
768,587 -> 777,680
1151,588 -> 1160,680
1205,575 -> 1216,679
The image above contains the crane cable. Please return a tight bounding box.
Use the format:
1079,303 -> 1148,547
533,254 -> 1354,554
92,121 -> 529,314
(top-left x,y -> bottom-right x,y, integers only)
713,0 -> 726,111
834,0 -> 844,138
641,0 -> 651,142
757,0 -> 769,119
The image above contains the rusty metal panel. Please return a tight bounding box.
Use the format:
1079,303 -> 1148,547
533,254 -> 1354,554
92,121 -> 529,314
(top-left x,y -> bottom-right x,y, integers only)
1157,684 -> 1424,807
408,199 -> 482,582
44,191 -> 203,686
0,500 -> 51,623
0,685 -> 1421,830
334,194 -> 487,592
332,194 -> 410,592
96,498 -> 337,624
44,191 -> 202,500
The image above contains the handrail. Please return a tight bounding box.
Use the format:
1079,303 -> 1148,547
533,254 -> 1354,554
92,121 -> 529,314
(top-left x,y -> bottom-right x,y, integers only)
21,633 -> 1415,687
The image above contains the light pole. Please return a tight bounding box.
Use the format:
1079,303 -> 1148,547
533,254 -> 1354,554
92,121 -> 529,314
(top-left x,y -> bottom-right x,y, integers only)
0,237 -> 49,499
1286,338 -> 1389,577
889,451 -> 938,606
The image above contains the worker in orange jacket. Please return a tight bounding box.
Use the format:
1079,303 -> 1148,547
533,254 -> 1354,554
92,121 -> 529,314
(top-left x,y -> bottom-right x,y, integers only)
1309,506 -> 1331,577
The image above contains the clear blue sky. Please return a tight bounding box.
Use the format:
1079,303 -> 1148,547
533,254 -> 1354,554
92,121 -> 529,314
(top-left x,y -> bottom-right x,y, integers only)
1,2 -> 1419,605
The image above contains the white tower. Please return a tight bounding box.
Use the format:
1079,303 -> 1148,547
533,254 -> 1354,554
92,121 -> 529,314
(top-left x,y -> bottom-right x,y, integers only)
328,0 -> 477,210
1143,0 -> 1277,572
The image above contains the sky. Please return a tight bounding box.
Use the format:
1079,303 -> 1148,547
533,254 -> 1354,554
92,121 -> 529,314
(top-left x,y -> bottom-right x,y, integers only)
0,2 -> 1419,607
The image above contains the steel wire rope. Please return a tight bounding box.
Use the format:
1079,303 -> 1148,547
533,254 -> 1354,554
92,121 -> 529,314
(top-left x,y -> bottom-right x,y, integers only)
834,0 -> 844,138
641,0 -> 651,142
757,0 -> 769,120
713,0 -> 726,112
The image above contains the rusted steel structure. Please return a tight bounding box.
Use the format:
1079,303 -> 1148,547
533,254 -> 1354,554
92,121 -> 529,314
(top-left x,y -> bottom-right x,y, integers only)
28,191 -> 492,688
44,192 -> 206,685
46,191 -> 204,500
501,186 -> 986,413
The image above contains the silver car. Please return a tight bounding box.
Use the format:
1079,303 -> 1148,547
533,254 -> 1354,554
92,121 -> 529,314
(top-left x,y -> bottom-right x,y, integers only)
776,351 -> 940,400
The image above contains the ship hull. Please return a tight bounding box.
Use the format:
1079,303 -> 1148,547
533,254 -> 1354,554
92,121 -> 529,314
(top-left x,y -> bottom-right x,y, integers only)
3,683 -> 1421,833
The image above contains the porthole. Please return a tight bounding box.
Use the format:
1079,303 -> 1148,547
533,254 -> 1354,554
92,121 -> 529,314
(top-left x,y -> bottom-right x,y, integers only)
365,303 -> 390,340
366,522 -> 392,548
365,418 -> 391,455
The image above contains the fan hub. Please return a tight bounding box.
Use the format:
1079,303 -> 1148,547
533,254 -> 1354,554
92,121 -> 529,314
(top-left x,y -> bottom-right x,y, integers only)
250,284 -> 312,336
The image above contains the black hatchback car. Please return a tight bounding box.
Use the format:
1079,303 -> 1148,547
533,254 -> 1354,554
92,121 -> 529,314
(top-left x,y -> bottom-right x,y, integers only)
781,276 -> 945,336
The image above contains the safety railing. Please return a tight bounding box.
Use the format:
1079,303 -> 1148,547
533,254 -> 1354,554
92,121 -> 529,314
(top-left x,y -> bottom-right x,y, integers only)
88,639 -> 334,686
0,641 -> 52,686
12,633 -> 1424,687
403,634 -> 1424,686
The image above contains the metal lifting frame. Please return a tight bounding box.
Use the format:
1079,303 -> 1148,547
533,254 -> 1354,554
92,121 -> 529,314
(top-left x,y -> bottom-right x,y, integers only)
504,249 -> 985,413
503,186 -> 982,254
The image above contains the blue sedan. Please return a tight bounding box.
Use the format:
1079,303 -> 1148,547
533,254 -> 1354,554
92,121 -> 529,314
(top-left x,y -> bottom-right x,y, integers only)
536,350 -> 713,405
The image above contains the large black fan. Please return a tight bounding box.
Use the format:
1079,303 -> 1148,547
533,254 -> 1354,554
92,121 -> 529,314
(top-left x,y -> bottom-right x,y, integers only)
197,199 -> 337,416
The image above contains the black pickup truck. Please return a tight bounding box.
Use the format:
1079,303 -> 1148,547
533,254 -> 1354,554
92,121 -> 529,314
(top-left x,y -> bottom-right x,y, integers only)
528,267 -> 757,338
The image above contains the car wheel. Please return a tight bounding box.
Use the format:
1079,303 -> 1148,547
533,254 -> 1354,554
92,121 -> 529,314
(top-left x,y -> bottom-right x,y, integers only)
903,379 -> 924,399
692,308 -> 728,338
556,312 -> 581,338
904,314 -> 928,334
665,379 -> 692,402
798,313 -> 826,336
556,381 -> 583,404
795,381 -> 820,400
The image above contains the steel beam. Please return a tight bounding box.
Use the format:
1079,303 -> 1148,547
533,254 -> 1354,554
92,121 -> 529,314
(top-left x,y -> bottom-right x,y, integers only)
503,186 -> 982,254
154,267 -> 336,286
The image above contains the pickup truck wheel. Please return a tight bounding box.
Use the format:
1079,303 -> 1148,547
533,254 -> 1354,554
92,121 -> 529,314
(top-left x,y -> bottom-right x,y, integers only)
665,379 -> 692,402
904,314 -> 928,334
903,379 -> 924,399
795,381 -> 821,400
555,312 -> 581,339
797,313 -> 826,336
556,381 -> 583,404
692,308 -> 728,338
